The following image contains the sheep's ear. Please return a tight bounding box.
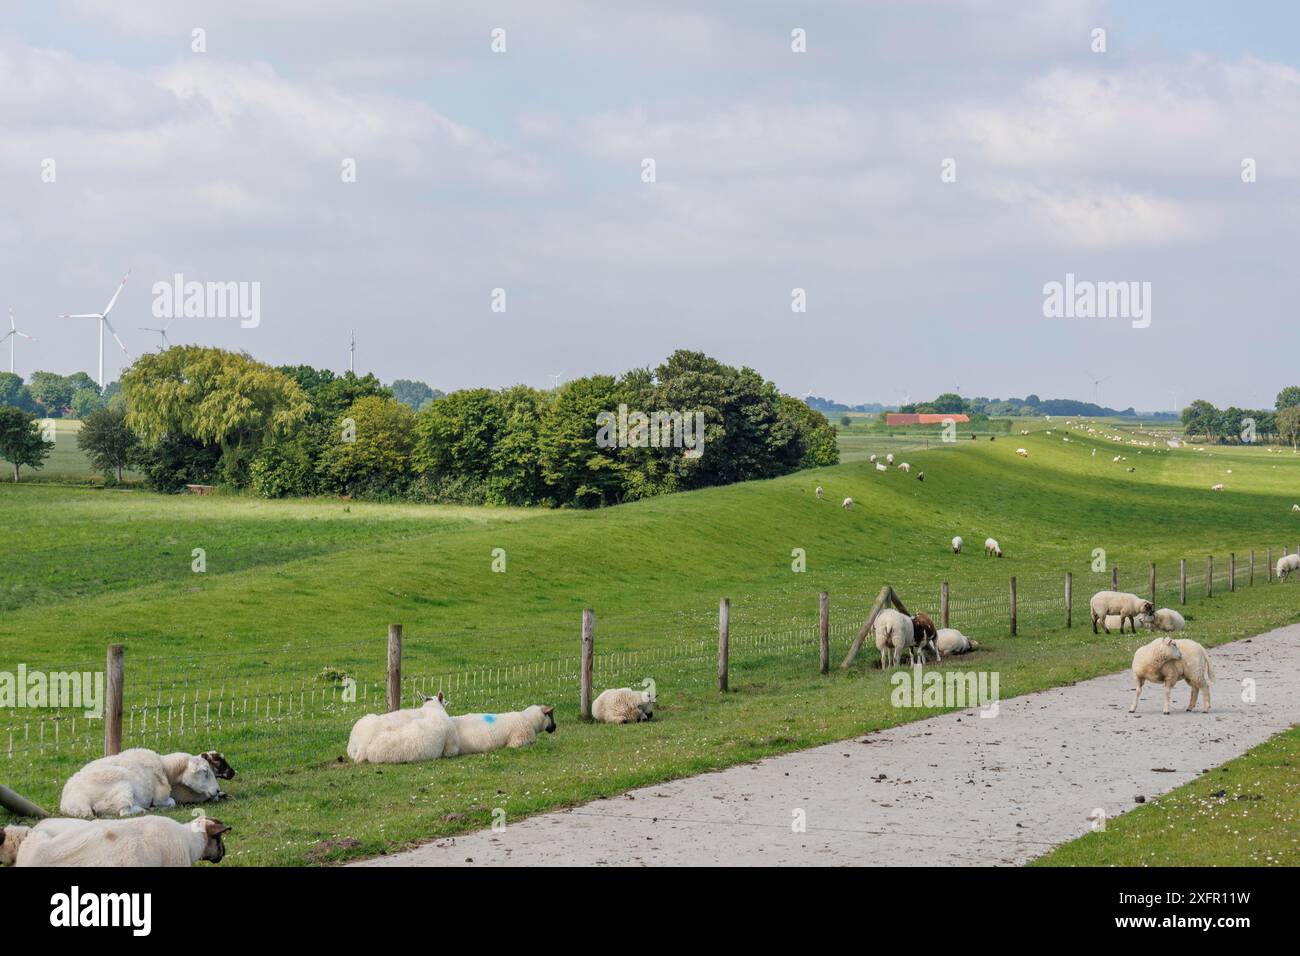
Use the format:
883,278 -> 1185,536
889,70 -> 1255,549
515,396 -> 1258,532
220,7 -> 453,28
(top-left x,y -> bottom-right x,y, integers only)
205,819 -> 231,836
541,706 -> 554,715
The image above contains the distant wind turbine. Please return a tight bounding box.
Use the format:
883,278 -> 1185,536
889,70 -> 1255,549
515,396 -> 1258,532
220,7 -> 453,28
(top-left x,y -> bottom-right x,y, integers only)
548,371 -> 564,389
138,322 -> 172,350
61,270 -> 130,388
2,309 -> 36,374
1083,371 -> 1111,406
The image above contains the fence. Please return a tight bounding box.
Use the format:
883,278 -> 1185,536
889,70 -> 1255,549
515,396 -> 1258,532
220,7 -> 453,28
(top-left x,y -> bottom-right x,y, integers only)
3,542 -> 1298,813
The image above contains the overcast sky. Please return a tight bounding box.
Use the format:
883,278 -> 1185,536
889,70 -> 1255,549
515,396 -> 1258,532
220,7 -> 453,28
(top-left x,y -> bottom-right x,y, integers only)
2,0 -> 1298,411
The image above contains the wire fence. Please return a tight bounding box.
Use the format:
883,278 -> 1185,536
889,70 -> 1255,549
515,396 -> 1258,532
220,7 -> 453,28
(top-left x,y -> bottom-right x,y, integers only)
3,541 -> 1298,813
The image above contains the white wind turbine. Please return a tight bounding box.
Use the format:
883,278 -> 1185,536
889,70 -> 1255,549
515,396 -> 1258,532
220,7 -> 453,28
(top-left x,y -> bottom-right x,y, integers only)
138,322 -> 172,350
61,270 -> 131,388
1084,370 -> 1111,407
548,371 -> 564,389
2,309 -> 36,374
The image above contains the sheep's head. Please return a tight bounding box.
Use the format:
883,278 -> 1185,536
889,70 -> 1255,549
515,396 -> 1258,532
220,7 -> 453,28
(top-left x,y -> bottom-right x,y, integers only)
419,692 -> 449,714
540,705 -> 556,733
1158,637 -> 1182,660
181,756 -> 220,799
638,692 -> 655,720
200,819 -> 231,864
1142,601 -> 1154,616
201,751 -> 237,780
0,825 -> 32,866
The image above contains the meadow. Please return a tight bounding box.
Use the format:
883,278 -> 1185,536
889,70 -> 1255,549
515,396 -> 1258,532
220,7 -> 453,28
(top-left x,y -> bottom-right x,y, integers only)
3,416 -> 1300,864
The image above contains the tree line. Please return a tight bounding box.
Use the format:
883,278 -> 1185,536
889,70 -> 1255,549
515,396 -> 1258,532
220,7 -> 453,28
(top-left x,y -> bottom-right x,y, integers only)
1181,388 -> 1300,447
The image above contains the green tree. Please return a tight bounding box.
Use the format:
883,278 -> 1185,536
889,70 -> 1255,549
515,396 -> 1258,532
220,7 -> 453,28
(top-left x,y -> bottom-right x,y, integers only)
123,347 -> 310,484
1276,386 -> 1300,410
413,388 -> 504,481
26,371 -> 76,416
0,373 -> 32,412
0,406 -> 53,481
321,395 -> 416,492
535,375 -> 627,506
1182,400 -> 1219,441
71,387 -> 105,419
930,392 -> 966,414
1278,406 -> 1300,451
390,379 -> 442,410
76,406 -> 138,482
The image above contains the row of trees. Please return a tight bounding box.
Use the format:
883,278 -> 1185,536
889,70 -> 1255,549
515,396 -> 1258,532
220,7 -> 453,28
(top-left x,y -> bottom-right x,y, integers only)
899,392 -> 1151,419
5,346 -> 837,505
1181,389 -> 1300,447
0,371 -> 119,419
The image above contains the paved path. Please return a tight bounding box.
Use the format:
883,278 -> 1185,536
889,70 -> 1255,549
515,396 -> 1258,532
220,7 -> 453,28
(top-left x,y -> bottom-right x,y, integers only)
353,625 -> 1300,867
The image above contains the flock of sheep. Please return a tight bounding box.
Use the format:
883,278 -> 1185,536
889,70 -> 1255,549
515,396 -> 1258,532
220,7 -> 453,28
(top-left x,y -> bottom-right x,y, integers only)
0,686 -> 655,867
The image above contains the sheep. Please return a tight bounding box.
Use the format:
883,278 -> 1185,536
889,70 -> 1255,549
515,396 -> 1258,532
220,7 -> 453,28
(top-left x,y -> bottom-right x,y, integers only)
875,462 -> 887,472
1292,504 -> 1299,512
450,705 -> 556,755
886,453 -> 894,465
1091,590 -> 1154,634
1171,639 -> 1215,712
1016,448 -> 1028,457
1103,613 -> 1152,632
4,815 -> 231,867
815,485 -> 824,500
592,688 -> 655,724
910,612 -> 940,663
1150,608 -> 1186,632
869,454 -> 878,464
951,535 -> 963,554
842,496 -> 853,510
984,537 -> 1002,557
916,471 -> 925,482
1129,637 -> 1184,714
1211,483 -> 1224,491
346,693 -> 458,764
159,752 -> 222,804
935,628 -> 979,655
897,462 -> 911,473
60,748 -> 177,818
1276,553 -> 1300,582
873,608 -> 914,669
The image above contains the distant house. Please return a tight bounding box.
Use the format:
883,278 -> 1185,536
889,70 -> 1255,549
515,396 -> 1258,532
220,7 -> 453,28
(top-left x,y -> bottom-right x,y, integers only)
885,413 -> 970,426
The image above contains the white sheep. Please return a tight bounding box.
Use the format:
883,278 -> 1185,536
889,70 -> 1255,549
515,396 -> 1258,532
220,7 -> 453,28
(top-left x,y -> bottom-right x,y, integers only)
1150,608 -> 1186,632
1129,637 -> 1184,714
160,752 -> 228,804
815,485 -> 823,500
872,608 -> 914,669
1171,639 -> 1215,712
1211,483 -> 1224,491
60,748 -> 177,818
3,815 -> 231,867
842,497 -> 853,509
869,454 -> 878,464
347,693 -> 457,764
1103,613 -> 1152,632
1277,553 -> 1300,582
886,453 -> 894,465
1291,504 -> 1299,512
951,535 -> 963,554
935,628 -> 979,655
1015,448 -> 1028,457
984,537 -> 1002,557
898,462 -> 911,473
450,705 -> 556,754
591,688 -> 655,724
875,462 -> 887,472
1090,590 -> 1153,634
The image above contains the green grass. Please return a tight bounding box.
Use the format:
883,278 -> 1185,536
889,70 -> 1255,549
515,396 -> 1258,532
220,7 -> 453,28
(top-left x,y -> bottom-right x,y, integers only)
1033,725 -> 1300,866
3,416 -> 1300,864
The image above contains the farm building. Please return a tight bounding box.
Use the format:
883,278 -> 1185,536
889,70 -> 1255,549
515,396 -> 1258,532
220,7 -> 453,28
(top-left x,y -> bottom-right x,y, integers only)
885,413 -> 970,426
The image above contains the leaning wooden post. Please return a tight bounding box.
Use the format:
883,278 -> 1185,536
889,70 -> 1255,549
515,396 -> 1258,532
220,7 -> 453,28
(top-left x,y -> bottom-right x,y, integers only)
386,624 -> 402,713
1009,577 -> 1017,636
718,598 -> 730,692
104,643 -> 124,757
1180,559 -> 1187,604
0,783 -> 49,819
1111,566 -> 1119,590
1207,555 -> 1214,597
840,585 -> 892,669
580,609 -> 594,720
818,592 -> 829,676
1229,553 -> 1236,592
1065,572 -> 1072,628
940,581 -> 950,629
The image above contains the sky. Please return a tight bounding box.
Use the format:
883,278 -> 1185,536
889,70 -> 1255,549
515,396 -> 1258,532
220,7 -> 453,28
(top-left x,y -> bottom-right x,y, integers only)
2,0 -> 1299,411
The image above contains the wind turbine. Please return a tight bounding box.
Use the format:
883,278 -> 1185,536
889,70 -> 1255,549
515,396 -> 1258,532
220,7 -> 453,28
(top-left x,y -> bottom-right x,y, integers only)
1083,371 -> 1111,407
138,322 -> 172,350
61,270 -> 130,388
548,371 -> 564,389
2,309 -> 36,374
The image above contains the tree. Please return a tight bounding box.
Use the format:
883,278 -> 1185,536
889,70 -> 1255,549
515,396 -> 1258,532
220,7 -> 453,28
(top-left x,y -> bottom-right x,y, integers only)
71,387 -> 105,419
840,415 -> 852,427
123,347 -> 310,483
76,407 -> 139,482
1277,386 -> 1300,411
0,407 -> 52,481
390,379 -> 442,410
0,373 -> 32,412
413,388 -> 505,481
930,392 -> 966,414
1182,400 -> 1219,441
26,371 -> 75,416
1278,406 -> 1300,451
321,395 -> 416,492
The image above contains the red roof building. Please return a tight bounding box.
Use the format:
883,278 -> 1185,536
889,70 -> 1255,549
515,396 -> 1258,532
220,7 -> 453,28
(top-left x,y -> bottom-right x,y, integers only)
885,413 -> 970,426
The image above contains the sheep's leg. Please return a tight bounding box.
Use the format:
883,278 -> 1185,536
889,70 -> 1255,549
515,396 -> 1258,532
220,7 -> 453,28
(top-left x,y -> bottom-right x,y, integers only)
1186,684 -> 1199,711
1092,614 -> 1099,635
1162,681 -> 1173,715
1130,677 -> 1144,713
1201,683 -> 1211,713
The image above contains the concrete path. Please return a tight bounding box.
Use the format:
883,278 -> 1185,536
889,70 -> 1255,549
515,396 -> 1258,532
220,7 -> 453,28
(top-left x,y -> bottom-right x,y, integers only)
353,625 -> 1300,867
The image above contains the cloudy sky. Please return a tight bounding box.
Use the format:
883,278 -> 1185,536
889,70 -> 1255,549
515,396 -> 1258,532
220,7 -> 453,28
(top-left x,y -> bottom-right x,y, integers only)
2,0 -> 1298,411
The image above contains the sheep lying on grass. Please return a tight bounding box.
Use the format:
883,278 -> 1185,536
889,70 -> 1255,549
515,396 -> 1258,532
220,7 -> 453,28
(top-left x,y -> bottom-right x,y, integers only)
951,535 -> 962,554
1129,637 -> 1215,714
1016,448 -> 1028,457
984,537 -> 1002,557
451,705 -> 556,754
875,462 -> 887,472
592,688 -> 655,724
1103,613 -> 1152,632
1,816 -> 231,867
935,628 -> 979,655
1090,590 -> 1153,634
59,748 -> 217,818
1211,483 -> 1224,491
873,608 -> 914,669
347,693 -> 457,764
162,752 -> 233,804
1276,553 -> 1300,582
1150,608 -> 1186,632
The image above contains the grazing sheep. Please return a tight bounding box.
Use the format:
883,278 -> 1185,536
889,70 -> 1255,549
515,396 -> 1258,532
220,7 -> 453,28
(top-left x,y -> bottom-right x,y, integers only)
1172,639 -> 1215,712
886,453 -> 894,465
5,816 -> 230,867
951,535 -> 963,554
60,749 -> 176,818
1211,483 -> 1224,491
1090,590 -> 1154,634
815,485 -> 823,500
910,612 -> 940,663
1150,608 -> 1186,632
450,705 -> 556,755
346,693 -> 457,764
842,496 -> 853,510
916,471 -> 925,482
869,454 -> 878,464
898,462 -> 911,473
1015,448 -> 1028,457
873,609 -> 914,669
1276,553 -> 1300,582
1129,637 -> 1184,714
984,537 -> 1002,557
935,628 -> 979,655
592,688 -> 655,724
875,463 -> 887,472
1291,504 -> 1299,512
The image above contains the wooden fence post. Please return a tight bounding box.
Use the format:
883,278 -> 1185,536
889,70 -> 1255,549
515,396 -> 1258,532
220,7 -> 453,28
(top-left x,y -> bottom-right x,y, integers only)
1149,563 -> 1156,605
1207,556 -> 1213,597
1009,577 -> 1017,636
580,609 -> 594,719
718,598 -> 730,692
1180,559 -> 1187,604
386,624 -> 402,712
1111,567 -> 1119,590
1250,550 -> 1256,586
940,581 -> 950,629
818,592 -> 829,676
0,783 -> 49,819
1065,572 -> 1072,628
1268,547 -> 1273,583
104,644 -> 124,757
1230,553 -> 1236,592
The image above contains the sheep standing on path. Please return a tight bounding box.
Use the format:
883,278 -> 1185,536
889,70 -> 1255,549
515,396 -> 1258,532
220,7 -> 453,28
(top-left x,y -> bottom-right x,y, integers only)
1090,590 -> 1154,634
347,693 -> 458,764
1172,639 -> 1215,712
592,688 -> 655,724
1276,553 -> 1300,582
1129,637 -> 1184,715
873,609 -> 914,670
2,816 -> 231,867
451,705 -> 556,754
